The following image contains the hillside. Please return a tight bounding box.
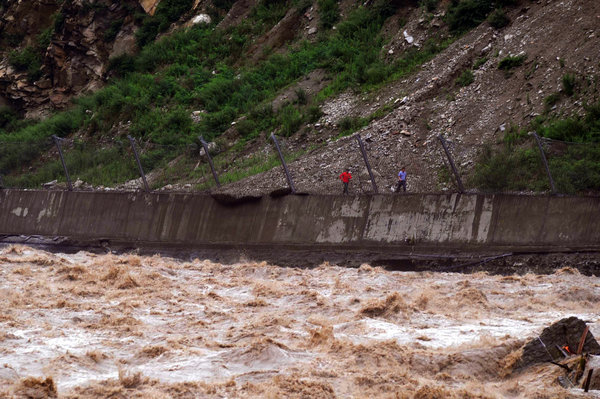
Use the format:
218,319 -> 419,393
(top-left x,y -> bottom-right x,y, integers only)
0,0 -> 598,195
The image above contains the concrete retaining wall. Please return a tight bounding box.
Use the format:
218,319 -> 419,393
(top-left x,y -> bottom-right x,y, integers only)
0,190 -> 599,253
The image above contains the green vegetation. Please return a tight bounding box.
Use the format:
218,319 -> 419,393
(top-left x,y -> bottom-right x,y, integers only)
419,0 -> 440,12
318,0 -> 339,29
498,54 -> 526,70
135,0 -> 194,47
446,0 -> 516,33
562,73 -> 577,96
471,103 -> 600,194
473,56 -> 487,69
487,8 -> 509,29
455,69 -> 474,87
543,92 -> 561,111
0,0 -> 517,189
104,19 -> 124,43
8,12 -> 62,82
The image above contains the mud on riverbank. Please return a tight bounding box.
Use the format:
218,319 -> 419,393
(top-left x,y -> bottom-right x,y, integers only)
1,245 -> 599,398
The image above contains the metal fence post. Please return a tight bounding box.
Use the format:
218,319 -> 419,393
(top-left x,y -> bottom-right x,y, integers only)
270,133 -> 296,194
355,134 -> 378,194
127,135 -> 149,192
531,132 -> 557,194
438,135 -> 465,193
52,135 -> 73,191
199,136 -> 220,187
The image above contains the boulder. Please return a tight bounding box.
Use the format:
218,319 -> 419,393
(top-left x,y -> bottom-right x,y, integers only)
516,317 -> 600,370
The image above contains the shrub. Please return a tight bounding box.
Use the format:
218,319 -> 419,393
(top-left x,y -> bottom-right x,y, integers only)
306,105 -> 323,123
279,105 -> 304,136
543,93 -> 561,111
364,63 -> 389,85
498,54 -> 526,70
235,118 -> 258,138
106,54 -> 136,77
473,57 -> 487,69
104,19 -> 124,43
0,106 -> 17,130
455,69 -> 474,87
135,0 -> 194,47
295,88 -> 308,105
419,0 -> 440,12
8,46 -> 39,72
318,0 -> 339,29
251,0 -> 290,31
488,8 -> 509,29
446,0 -> 495,32
562,73 -> 577,96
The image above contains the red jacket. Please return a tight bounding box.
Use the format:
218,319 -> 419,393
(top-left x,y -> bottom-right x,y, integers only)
339,171 -> 352,183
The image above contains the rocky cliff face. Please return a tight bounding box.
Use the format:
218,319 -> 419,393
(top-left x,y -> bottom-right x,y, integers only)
0,0 -> 145,117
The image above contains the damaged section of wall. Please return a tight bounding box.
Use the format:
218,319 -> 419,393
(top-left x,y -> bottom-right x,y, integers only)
0,191 -> 599,253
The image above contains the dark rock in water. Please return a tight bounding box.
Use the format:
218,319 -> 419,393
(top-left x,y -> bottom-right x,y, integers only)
517,317 -> 600,370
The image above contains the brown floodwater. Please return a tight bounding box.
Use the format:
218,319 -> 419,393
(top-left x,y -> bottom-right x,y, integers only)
0,245 -> 599,398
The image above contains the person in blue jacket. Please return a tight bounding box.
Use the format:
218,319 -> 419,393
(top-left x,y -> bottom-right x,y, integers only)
396,167 -> 407,192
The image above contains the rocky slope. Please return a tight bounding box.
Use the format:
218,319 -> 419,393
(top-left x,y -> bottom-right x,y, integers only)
0,0 -> 149,117
214,0 -> 600,196
1,0 -> 599,194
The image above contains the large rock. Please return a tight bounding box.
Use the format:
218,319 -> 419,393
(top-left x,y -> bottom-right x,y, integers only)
0,0 -> 145,116
517,317 -> 600,370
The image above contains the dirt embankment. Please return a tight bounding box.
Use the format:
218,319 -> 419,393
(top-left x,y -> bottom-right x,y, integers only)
1,245 -> 599,397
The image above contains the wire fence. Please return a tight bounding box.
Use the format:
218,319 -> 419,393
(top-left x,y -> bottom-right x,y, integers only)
0,131 -> 597,195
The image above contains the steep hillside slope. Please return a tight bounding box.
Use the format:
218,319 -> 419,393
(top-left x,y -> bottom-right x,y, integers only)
216,0 -> 600,196
0,0 -> 598,195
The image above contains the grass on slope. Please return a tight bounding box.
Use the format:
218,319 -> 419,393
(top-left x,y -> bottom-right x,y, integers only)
470,103 -> 600,194
0,0 -> 452,189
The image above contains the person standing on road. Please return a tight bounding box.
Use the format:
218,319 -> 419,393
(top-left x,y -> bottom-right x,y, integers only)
339,168 -> 352,194
396,167 -> 407,192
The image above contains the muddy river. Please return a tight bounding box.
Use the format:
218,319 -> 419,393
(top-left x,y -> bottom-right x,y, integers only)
0,245 -> 599,398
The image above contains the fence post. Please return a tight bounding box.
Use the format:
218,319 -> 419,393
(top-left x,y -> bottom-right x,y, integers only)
198,136 -> 220,187
270,133 -> 296,194
52,135 -> 73,191
438,135 -> 465,193
127,135 -> 149,192
531,132 -> 557,194
355,134 -> 378,194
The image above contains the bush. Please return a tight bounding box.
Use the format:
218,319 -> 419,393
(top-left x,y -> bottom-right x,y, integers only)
455,69 -> 474,87
104,19 -> 123,43
543,93 -> 561,111
107,54 -> 136,77
498,54 -> 526,70
279,105 -> 304,136
0,106 -> 17,130
306,105 -> 323,123
295,88 -> 308,105
8,46 -> 39,72
419,0 -> 440,12
446,0 -> 495,32
135,0 -> 194,47
562,73 -> 577,96
318,0 -> 339,29
488,8 -> 509,29
473,57 -> 487,69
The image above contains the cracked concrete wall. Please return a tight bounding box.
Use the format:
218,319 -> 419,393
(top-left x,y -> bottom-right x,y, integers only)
0,190 -> 598,251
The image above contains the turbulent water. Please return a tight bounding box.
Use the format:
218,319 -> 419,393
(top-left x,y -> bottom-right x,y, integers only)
0,245 -> 599,398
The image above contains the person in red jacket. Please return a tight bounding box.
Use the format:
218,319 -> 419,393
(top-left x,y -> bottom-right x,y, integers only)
339,168 -> 352,194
